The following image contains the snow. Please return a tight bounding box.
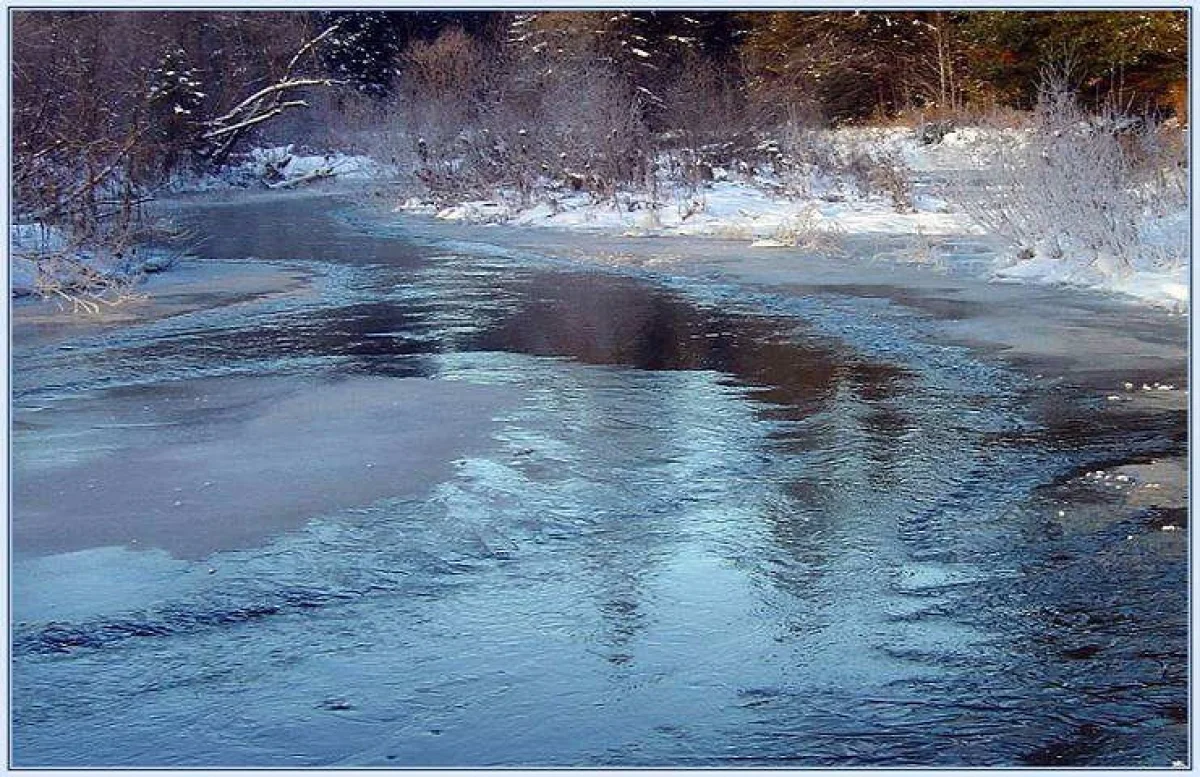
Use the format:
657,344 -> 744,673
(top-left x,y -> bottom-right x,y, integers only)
11,222 -> 68,255
175,145 -> 395,192
988,201 -> 1189,308
995,250 -> 1189,309
421,165 -> 823,241
9,224 -> 68,295
9,222 -> 178,299
397,125 -> 1188,310
57,126 -> 1181,312
413,173 -> 978,243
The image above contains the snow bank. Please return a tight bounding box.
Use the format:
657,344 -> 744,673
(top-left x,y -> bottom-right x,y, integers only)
401,127 -> 1021,240
994,254 -> 1188,309
410,179 -> 977,241
10,223 -> 177,299
399,124 -> 1188,310
177,145 -> 394,192
993,208 -> 1190,309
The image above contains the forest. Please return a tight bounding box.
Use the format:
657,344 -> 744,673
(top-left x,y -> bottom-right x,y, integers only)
10,10 -> 1190,306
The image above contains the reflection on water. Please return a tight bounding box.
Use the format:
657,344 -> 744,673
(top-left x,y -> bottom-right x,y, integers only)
11,197 -> 1186,767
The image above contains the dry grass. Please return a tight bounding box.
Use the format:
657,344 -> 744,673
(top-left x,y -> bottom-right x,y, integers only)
769,206 -> 847,255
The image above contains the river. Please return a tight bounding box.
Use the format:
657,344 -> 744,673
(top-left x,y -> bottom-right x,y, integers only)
9,192 -> 1188,767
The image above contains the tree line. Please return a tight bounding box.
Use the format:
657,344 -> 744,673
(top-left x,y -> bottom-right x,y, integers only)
314,10 -> 1186,120
11,10 -> 1188,230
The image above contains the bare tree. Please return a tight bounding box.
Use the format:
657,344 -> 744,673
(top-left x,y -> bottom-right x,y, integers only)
200,22 -> 342,164
11,11 -> 343,307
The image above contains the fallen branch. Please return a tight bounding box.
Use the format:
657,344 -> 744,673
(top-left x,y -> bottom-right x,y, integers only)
265,167 -> 336,189
17,248 -> 146,313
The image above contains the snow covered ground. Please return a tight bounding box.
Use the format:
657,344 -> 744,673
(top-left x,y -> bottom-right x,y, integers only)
992,226 -> 1189,310
402,127 -> 983,240
397,126 -> 1190,310
175,145 -> 394,192
14,129 -> 1188,311
9,223 -> 177,300
412,180 -> 972,241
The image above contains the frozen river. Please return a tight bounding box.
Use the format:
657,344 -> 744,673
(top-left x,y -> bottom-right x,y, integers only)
10,194 -> 1188,767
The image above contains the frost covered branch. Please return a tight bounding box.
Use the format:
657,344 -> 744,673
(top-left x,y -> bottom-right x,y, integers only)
205,80 -> 330,133
201,24 -> 342,163
202,99 -> 312,140
953,75 -> 1188,277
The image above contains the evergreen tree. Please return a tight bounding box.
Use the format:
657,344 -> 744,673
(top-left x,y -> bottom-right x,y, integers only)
319,10 -> 506,98
960,11 -> 1187,111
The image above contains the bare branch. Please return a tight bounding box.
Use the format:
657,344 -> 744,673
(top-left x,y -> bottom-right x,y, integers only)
26,128 -> 145,220
284,23 -> 341,80
206,78 -> 334,128
203,100 -> 309,139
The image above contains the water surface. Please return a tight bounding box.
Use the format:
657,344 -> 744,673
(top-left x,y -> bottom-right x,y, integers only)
10,195 -> 1187,767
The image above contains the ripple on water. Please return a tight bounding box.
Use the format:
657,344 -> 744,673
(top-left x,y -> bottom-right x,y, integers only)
10,198 -> 1185,767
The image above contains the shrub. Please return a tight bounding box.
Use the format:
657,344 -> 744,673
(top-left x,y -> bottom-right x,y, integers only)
954,74 -> 1188,275
769,205 -> 846,255
841,144 -> 915,212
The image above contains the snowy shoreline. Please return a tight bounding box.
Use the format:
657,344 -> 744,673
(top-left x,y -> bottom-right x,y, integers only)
11,125 -> 1189,312
411,187 -> 1188,311
392,125 -> 1188,311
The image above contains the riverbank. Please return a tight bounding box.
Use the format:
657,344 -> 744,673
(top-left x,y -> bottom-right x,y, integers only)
31,122 -> 1179,313
11,258 -> 313,349
385,125 -> 1188,311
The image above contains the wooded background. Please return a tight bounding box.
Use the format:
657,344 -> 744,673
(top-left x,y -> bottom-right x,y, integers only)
11,11 -> 1188,234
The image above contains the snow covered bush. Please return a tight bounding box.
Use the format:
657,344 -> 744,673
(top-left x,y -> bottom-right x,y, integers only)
956,77 -> 1188,277
8,222 -> 180,312
767,127 -> 915,212
840,144 -> 915,212
764,205 -> 847,254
